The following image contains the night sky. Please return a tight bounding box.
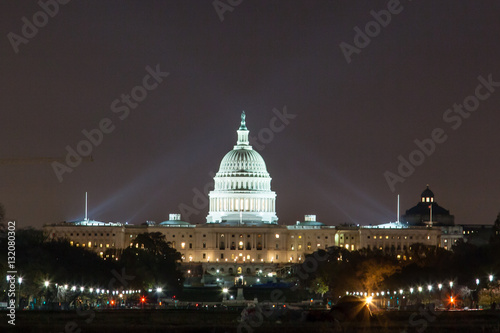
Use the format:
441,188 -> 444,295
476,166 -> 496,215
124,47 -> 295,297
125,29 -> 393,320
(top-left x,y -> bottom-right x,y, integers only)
2,1 -> 500,229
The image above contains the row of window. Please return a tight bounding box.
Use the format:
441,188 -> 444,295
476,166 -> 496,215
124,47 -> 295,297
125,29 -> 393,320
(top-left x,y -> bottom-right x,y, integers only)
200,253 -> 280,261
70,241 -> 114,248
366,235 -> 431,240
71,232 -> 115,237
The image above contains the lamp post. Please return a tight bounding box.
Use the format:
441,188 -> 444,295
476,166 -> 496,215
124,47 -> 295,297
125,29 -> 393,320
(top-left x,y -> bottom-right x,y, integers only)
17,277 -> 23,309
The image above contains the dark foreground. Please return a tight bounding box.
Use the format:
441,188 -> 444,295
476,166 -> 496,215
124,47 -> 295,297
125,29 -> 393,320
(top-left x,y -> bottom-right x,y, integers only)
1,309 -> 500,333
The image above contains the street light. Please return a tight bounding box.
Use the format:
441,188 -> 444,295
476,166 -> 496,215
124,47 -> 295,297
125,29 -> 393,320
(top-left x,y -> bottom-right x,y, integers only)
410,288 -> 414,294
17,277 -> 23,309
427,285 -> 432,292
476,279 -> 480,286
44,280 -> 50,287
156,287 -> 162,293
418,286 -> 423,293
438,283 -> 443,291
449,281 -> 454,289
489,275 -> 494,282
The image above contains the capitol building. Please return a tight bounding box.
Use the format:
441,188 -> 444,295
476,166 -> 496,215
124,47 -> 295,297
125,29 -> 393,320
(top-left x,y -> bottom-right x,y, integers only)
44,113 -> 461,285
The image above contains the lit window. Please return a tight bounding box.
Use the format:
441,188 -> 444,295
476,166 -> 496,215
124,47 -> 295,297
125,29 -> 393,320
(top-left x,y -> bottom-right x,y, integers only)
106,244 -> 109,248
88,241 -> 91,247
181,242 -> 186,249
70,241 -> 74,246
298,235 -> 302,239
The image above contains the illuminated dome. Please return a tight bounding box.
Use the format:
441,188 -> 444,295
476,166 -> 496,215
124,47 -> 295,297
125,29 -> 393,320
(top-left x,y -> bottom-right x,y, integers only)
206,112 -> 277,224
218,149 -> 269,176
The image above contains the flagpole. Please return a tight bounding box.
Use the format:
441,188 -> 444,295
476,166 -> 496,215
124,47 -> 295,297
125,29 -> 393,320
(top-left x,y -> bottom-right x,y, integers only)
397,194 -> 400,223
430,203 -> 432,224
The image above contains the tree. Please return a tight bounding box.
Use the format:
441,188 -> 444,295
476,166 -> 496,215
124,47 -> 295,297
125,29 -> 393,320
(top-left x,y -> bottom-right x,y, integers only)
355,256 -> 399,293
310,277 -> 329,297
490,212 -> 500,244
119,232 -> 184,293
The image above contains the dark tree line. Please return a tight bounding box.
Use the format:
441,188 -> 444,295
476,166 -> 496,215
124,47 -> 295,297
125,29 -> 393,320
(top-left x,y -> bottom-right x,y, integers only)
0,228 -> 183,305
300,237 -> 500,302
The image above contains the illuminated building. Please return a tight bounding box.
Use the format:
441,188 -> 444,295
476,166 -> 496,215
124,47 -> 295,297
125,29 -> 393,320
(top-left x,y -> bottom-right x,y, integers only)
44,113 -> 451,285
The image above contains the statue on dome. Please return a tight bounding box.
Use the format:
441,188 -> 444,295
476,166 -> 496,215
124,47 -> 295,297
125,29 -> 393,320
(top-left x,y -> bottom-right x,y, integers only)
240,111 -> 247,130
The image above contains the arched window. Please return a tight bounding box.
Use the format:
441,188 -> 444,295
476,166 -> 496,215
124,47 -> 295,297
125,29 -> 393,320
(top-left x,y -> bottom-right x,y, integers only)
246,242 -> 251,250
230,242 -> 236,250
238,241 -> 243,250
220,241 -> 225,250
257,242 -> 262,250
